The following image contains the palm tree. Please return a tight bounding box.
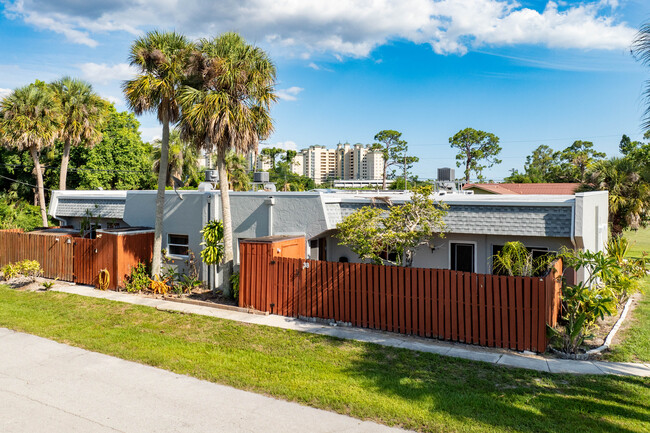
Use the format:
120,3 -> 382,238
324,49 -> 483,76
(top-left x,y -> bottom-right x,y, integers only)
123,31 -> 193,277
179,32 -> 277,292
225,150 -> 251,191
51,77 -> 107,190
152,129 -> 202,187
583,158 -> 650,236
633,22 -> 650,130
0,82 -> 61,226
152,129 -> 185,186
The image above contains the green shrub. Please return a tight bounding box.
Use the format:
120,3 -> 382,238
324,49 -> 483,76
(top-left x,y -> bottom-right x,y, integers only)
1,263 -> 19,280
1,260 -> 42,281
550,245 -> 646,354
17,260 -> 42,280
123,262 -> 150,293
230,272 -> 240,301
548,281 -> 615,354
0,194 -> 44,231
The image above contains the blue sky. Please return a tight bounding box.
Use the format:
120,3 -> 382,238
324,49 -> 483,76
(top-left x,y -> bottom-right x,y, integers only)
1,0 -> 649,180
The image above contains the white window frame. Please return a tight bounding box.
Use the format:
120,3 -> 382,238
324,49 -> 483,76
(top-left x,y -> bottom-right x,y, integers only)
167,233 -> 189,257
448,240 -> 478,273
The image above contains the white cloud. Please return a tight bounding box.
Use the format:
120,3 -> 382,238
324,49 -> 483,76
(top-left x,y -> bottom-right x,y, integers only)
3,0 -> 636,57
78,63 -> 137,85
267,141 -> 298,151
102,94 -> 123,106
307,62 -> 320,70
139,126 -> 161,143
276,86 -> 304,101
0,88 -> 12,100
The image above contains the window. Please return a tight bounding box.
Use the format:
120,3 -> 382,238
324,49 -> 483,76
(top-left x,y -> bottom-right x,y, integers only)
168,234 -> 189,256
450,243 -> 475,273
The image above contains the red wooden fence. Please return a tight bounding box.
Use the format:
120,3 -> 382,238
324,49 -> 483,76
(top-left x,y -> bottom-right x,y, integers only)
0,229 -> 74,281
240,242 -> 563,353
1,229 -> 153,290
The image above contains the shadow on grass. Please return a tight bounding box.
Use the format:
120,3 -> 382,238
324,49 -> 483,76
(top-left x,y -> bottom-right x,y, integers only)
344,342 -> 650,433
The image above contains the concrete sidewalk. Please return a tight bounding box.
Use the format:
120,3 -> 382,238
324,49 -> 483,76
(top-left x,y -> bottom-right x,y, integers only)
52,284 -> 650,377
0,328 -> 407,433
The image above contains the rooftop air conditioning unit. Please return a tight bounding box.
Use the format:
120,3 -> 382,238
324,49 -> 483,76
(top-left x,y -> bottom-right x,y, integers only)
437,167 -> 455,182
253,172 -> 269,183
205,170 -> 219,183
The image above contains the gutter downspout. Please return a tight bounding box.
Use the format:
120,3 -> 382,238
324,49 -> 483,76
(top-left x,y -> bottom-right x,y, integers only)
569,200 -> 577,284
265,196 -> 275,236
206,194 -> 211,291
570,201 -> 576,250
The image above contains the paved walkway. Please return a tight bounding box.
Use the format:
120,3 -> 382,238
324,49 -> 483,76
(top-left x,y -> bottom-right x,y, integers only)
0,328 -> 407,433
52,284 -> 650,377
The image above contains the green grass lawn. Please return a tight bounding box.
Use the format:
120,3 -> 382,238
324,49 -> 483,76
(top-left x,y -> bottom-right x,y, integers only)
624,227 -> 650,259
0,286 -> 648,433
605,228 -> 650,362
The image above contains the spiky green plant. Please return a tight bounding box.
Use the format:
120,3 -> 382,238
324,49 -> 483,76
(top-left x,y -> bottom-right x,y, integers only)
491,241 -> 552,277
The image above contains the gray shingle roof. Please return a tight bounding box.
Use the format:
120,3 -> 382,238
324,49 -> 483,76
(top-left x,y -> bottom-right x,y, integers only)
325,202 -> 572,237
56,198 -> 125,219
445,205 -> 572,237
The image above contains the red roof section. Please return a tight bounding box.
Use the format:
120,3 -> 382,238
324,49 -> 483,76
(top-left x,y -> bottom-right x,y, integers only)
463,183 -> 580,195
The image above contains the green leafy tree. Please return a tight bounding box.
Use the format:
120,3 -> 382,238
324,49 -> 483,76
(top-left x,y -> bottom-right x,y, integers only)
619,134 -> 642,156
558,140 -> 605,183
51,77 -> 108,190
179,32 -> 277,293
0,192 -> 43,231
449,128 -> 501,182
260,147 -> 284,171
371,130 -> 417,189
336,186 -> 447,267
123,30 -> 193,278
70,106 -> 155,190
0,82 -> 61,226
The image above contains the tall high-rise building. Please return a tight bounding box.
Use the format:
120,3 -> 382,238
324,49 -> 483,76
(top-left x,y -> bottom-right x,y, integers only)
248,143 -> 384,184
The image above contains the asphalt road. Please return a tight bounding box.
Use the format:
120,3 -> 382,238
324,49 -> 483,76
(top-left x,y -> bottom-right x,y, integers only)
0,328 -> 407,433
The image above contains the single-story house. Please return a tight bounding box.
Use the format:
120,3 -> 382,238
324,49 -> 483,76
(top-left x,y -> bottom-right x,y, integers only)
48,188 -> 608,288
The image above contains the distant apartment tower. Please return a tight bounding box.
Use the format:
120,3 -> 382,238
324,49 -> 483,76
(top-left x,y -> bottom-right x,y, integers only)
300,145 -> 338,183
335,143 -> 384,182
248,143 -> 385,184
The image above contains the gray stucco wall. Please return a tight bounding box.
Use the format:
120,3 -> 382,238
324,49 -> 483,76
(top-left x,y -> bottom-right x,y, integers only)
123,191 -> 207,276
327,233 -> 573,274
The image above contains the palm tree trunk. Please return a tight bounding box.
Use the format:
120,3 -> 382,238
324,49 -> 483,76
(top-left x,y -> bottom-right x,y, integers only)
151,114 -> 169,278
59,140 -> 72,190
217,146 -> 233,295
30,146 -> 48,227
382,160 -> 387,190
